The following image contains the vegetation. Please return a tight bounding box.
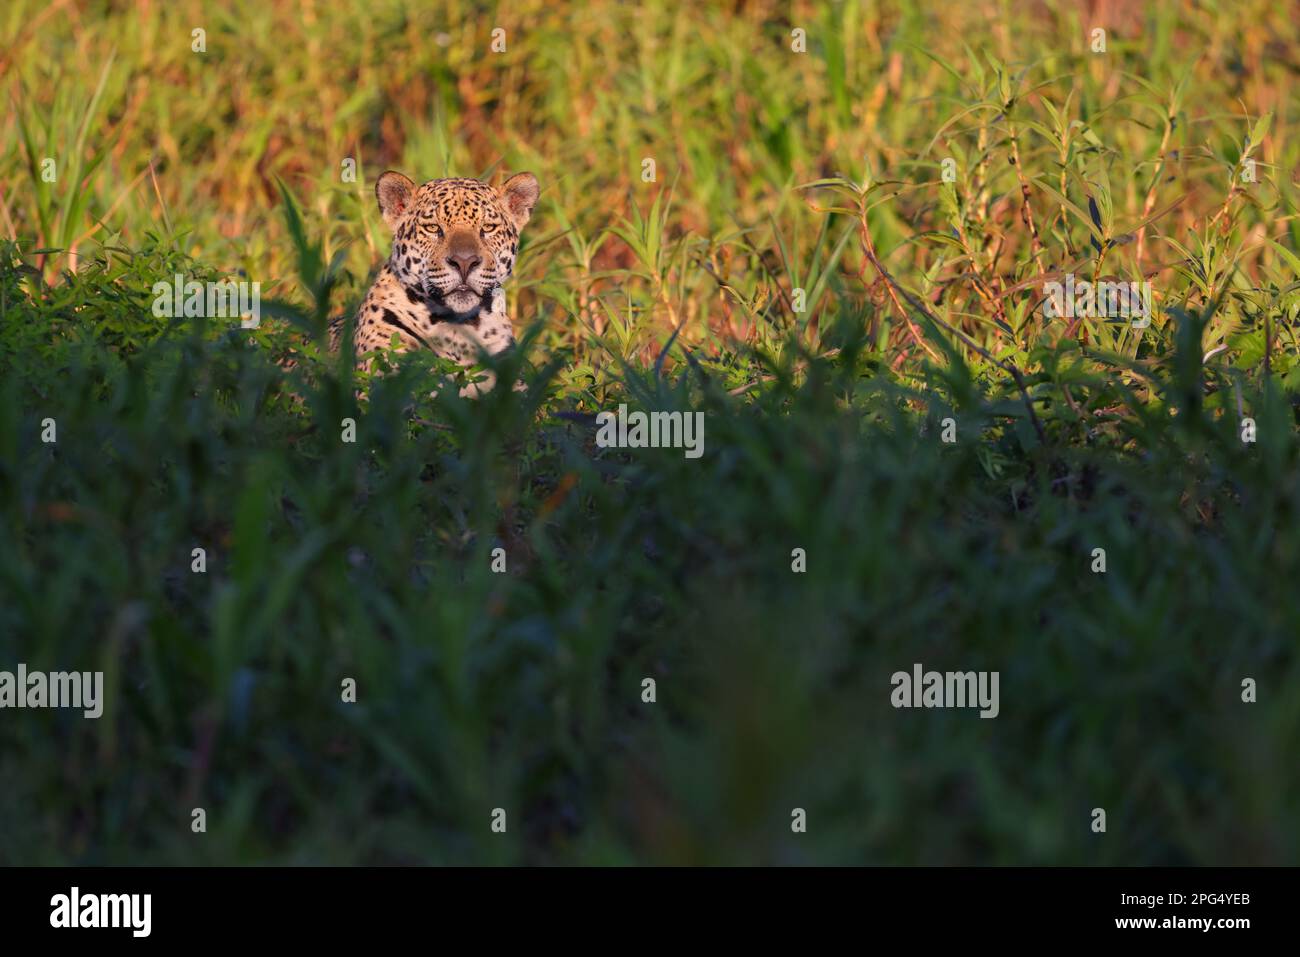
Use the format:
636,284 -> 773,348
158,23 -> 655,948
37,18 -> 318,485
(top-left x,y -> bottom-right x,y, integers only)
1,0 -> 1297,864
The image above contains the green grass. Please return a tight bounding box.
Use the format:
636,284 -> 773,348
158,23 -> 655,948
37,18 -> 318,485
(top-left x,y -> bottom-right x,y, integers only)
1,0 -> 1298,864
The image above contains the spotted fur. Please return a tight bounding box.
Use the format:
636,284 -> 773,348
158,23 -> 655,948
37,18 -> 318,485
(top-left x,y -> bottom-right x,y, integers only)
320,170 -> 539,396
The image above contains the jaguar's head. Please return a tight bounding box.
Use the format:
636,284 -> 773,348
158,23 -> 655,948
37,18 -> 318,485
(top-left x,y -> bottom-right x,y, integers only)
375,170 -> 539,319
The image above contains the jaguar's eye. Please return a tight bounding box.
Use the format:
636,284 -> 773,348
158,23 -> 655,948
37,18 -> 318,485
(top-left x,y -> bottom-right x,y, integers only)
480,223 -> 497,237
432,226 -> 444,240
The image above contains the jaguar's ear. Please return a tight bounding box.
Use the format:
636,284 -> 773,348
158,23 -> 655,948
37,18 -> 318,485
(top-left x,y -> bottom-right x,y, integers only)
376,171 -> 416,230
499,172 -> 539,229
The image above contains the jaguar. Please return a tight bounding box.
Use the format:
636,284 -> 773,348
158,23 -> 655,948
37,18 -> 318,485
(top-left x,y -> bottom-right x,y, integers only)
316,169 -> 539,396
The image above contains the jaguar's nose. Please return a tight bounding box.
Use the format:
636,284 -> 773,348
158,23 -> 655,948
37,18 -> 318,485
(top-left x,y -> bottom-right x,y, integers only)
446,251 -> 481,281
